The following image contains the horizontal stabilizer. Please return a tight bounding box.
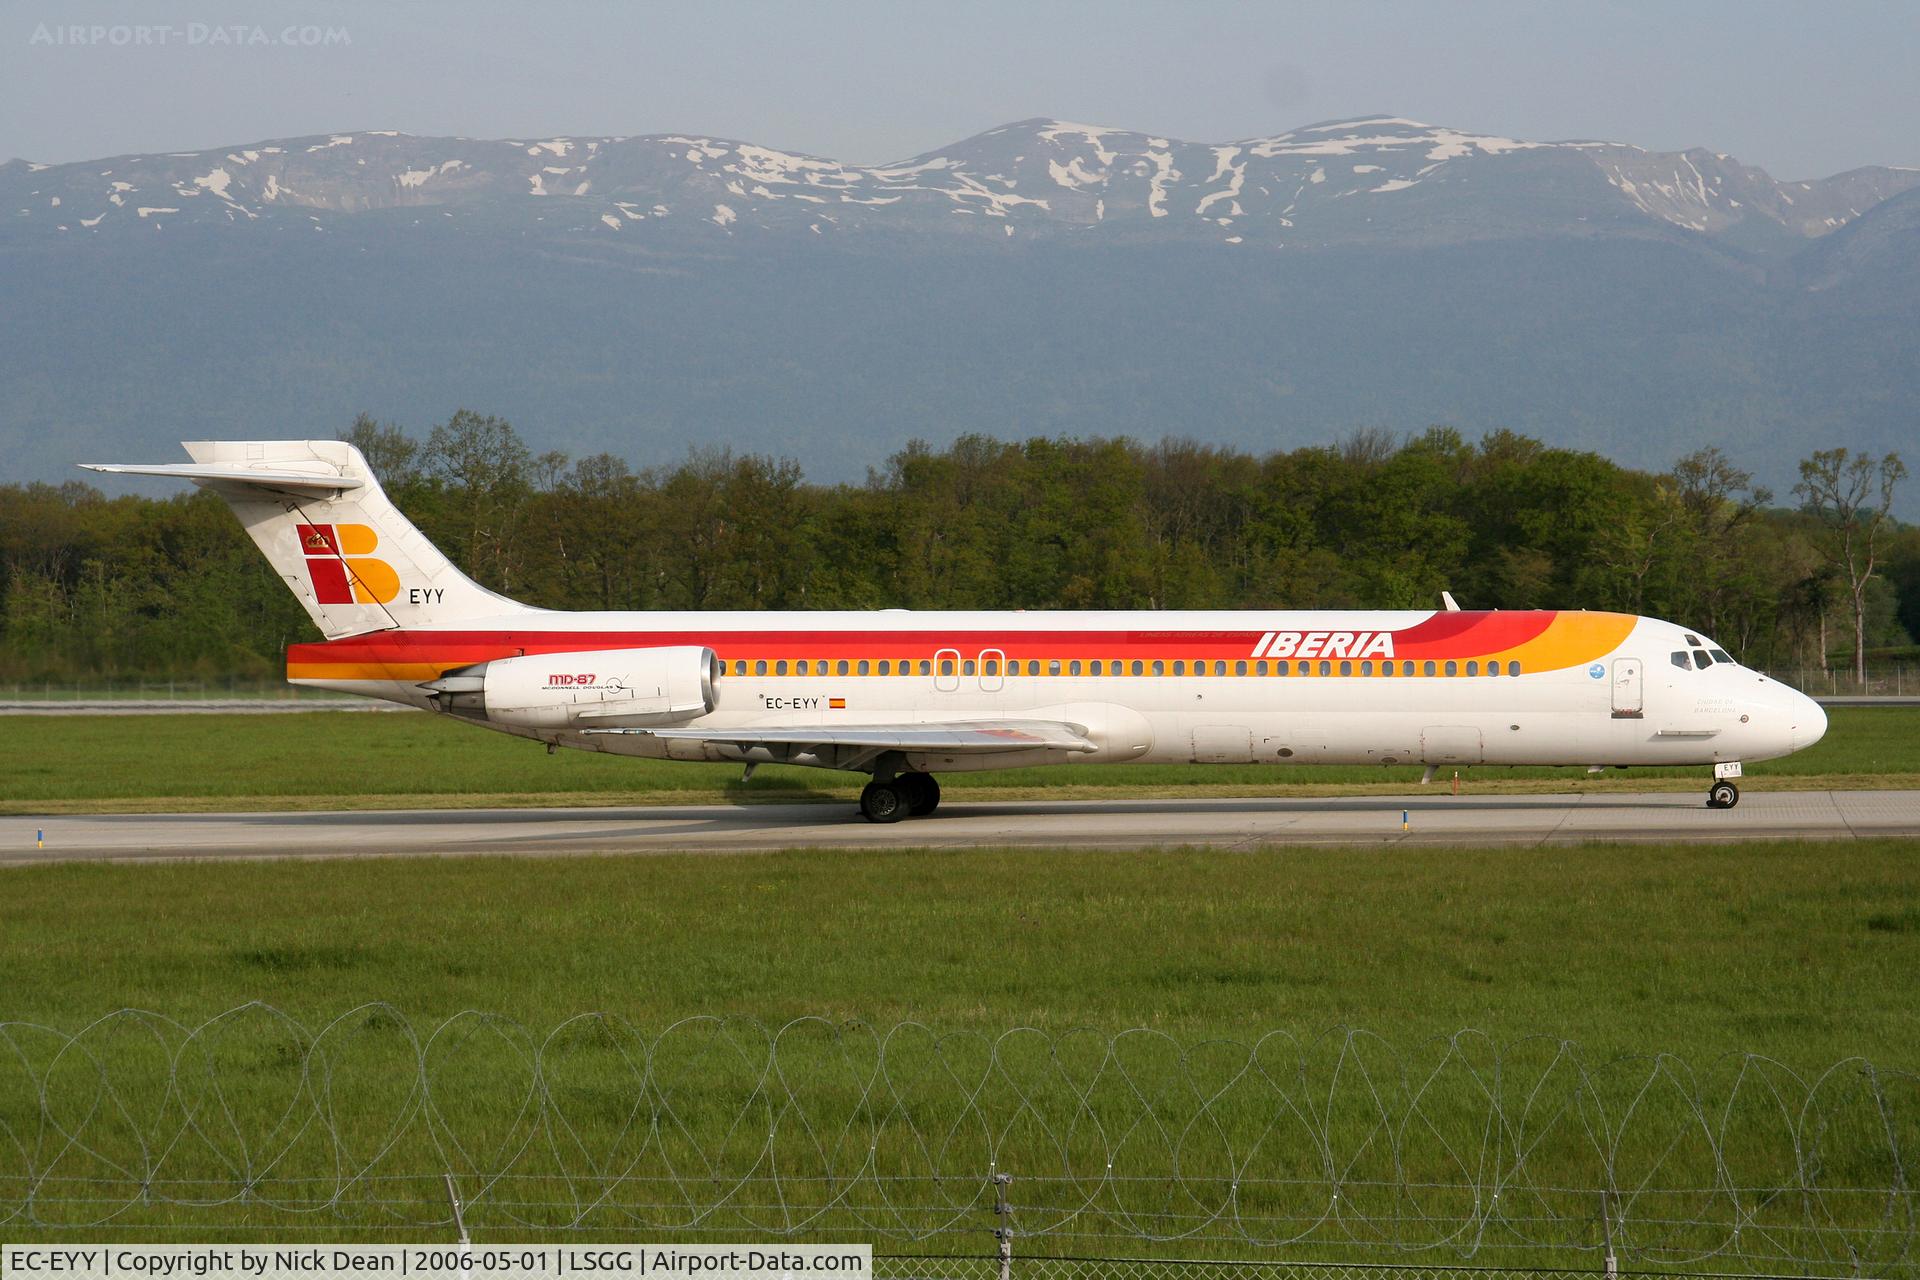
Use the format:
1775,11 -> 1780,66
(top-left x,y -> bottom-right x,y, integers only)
79,461 -> 363,494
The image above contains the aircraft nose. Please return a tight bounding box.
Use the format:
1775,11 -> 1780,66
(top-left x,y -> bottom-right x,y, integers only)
1792,692 -> 1828,753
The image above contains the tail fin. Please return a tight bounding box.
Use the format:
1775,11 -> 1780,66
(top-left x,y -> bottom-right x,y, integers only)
82,440 -> 528,638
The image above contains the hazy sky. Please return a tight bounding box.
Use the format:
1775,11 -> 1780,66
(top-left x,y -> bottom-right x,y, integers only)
6,0 -> 1918,180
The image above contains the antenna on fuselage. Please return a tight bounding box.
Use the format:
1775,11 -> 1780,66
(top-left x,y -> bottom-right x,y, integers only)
1440,591 -> 1461,612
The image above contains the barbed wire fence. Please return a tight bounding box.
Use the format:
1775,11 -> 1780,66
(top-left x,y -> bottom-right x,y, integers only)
0,1006 -> 1912,1279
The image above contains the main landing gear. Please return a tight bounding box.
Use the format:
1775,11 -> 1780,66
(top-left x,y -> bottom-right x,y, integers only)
859,771 -> 941,823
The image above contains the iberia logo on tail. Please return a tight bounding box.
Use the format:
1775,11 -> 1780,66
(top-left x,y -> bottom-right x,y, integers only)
297,523 -> 400,605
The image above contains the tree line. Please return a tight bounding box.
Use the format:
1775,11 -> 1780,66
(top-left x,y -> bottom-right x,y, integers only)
0,410 -> 1911,681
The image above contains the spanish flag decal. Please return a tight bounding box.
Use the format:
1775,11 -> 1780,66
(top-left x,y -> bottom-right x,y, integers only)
828,697 -> 846,709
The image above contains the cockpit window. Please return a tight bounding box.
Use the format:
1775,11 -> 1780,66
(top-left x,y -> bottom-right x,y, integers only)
1670,651 -> 1692,670
1710,649 -> 1734,665
1692,648 -> 1713,667
1684,633 -> 1702,646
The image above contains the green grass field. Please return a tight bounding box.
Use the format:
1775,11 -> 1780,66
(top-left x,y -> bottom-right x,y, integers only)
6,840 -> 1917,1052
2,842 -> 1917,1255
2,706 -> 1915,814
4,712 -> 1917,1256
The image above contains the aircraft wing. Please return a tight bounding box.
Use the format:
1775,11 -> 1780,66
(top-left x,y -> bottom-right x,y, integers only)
581,719 -> 1096,764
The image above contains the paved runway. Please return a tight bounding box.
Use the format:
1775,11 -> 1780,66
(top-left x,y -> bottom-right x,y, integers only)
6,790 -> 1918,863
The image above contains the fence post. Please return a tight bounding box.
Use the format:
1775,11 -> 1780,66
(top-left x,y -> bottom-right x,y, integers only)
444,1172 -> 471,1248
993,1171 -> 1013,1280
1600,1189 -> 1617,1280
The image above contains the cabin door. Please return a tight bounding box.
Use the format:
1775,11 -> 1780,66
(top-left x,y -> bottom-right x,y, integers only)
1611,658 -> 1644,719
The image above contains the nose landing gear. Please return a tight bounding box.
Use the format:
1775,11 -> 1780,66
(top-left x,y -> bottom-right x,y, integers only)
1707,761 -> 1743,809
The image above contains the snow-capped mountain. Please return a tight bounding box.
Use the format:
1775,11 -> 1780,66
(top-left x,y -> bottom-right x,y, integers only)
7,116 -> 1917,248
3,116 -> 1917,506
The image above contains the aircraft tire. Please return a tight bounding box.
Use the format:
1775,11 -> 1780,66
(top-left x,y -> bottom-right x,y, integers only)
1708,780 -> 1739,809
901,772 -> 941,816
860,780 -> 908,823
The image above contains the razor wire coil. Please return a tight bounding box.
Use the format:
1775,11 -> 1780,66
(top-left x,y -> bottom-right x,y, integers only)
0,1005 -> 1912,1276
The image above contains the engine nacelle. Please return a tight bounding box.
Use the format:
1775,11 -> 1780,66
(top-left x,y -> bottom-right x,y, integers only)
423,646 -> 719,730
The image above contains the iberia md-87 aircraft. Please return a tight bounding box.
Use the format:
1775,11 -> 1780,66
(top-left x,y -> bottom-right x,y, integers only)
86,441 -> 1828,821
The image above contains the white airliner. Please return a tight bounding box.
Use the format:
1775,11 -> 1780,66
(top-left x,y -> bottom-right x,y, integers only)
85,441 -> 1827,820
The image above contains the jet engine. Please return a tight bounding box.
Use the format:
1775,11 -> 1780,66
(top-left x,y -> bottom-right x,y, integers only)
421,646 -> 719,730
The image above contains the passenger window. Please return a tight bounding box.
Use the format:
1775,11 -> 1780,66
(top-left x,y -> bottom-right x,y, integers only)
1507,661 -> 1520,676
878,660 -> 890,676
1671,651 -> 1691,670
962,659 -> 976,675
938,658 -> 952,676
1298,661 -> 1310,676
1319,660 -> 1331,676
1257,660 -> 1270,676
1173,660 -> 1185,676
1131,660 -> 1144,676
1090,660 -> 1102,676
1069,660 -> 1082,675
1424,661 -> 1436,677
858,659 -> 870,675
919,660 -> 932,675
755,660 -> 767,676
1402,661 -> 1415,676
1485,662 -> 1498,676
1235,660 -> 1248,676
1711,649 -> 1734,664
1693,649 -> 1712,668
1214,660 -> 1226,676
1361,661 -> 1372,676
1273,660 -> 1286,676
983,658 -> 998,675
775,660 -> 788,675
1048,659 -> 1061,676
1444,661 -> 1457,676
735,660 -> 747,676
1152,660 -> 1165,676
1466,661 -> 1478,676
1381,661 -> 1393,677
1339,660 -> 1352,677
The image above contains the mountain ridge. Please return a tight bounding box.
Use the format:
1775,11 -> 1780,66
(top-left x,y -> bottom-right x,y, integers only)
1,115 -> 1915,510
8,115 -> 1919,251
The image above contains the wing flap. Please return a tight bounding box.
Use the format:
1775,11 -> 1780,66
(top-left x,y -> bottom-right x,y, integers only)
583,719 -> 1096,755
